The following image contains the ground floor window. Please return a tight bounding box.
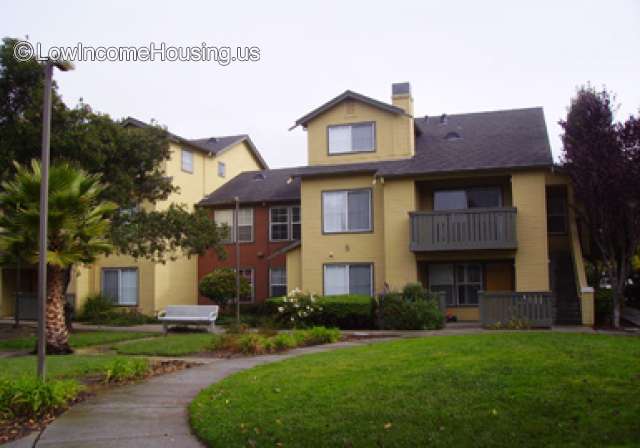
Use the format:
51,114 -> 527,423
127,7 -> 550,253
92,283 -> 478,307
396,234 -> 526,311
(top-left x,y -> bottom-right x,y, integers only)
428,263 -> 482,306
270,267 -> 287,297
101,268 -> 138,305
238,269 -> 254,303
323,264 -> 373,296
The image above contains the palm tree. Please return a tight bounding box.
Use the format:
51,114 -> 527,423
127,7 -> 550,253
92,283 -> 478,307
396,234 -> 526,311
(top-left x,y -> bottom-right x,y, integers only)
0,161 -> 116,353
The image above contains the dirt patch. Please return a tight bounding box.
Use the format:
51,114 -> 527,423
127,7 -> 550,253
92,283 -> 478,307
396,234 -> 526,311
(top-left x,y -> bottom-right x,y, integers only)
343,332 -> 400,341
0,359 -> 199,445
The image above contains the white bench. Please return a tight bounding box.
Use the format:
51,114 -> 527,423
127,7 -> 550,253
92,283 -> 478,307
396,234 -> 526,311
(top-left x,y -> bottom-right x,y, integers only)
158,305 -> 219,333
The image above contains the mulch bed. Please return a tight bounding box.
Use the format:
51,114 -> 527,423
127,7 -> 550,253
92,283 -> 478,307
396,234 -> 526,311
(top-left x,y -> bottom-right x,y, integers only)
0,359 -> 199,445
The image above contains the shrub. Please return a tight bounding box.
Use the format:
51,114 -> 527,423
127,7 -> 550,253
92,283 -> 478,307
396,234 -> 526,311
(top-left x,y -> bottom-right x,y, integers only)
77,294 -> 113,321
374,290 -> 445,330
237,334 -> 266,355
272,289 -> 323,328
199,268 -> 251,308
268,294 -> 374,329
402,282 -> 427,302
271,333 -> 297,351
595,288 -> 614,325
103,358 -> 150,383
485,318 -> 531,330
0,377 -> 83,419
77,294 -> 157,326
298,326 -> 342,345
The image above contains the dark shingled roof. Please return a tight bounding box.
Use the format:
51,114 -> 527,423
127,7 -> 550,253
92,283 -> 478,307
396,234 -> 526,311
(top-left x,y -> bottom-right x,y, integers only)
122,117 -> 268,169
292,107 -> 553,178
200,106 -> 553,205
198,167 -> 302,206
292,90 -> 407,129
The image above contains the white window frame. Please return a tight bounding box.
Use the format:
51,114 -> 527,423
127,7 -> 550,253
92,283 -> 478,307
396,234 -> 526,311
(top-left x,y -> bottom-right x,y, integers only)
269,206 -> 301,241
323,263 -> 373,296
101,268 -> 139,306
181,148 -> 194,173
217,161 -> 226,178
214,208 -> 254,243
269,267 -> 287,298
322,189 -> 372,234
328,122 -> 376,154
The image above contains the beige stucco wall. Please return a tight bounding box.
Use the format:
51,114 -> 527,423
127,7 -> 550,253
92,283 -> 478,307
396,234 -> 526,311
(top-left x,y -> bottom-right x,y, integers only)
381,178 -> 417,290
305,100 -> 414,166
300,175 -> 386,295
69,140 -> 263,314
512,171 -> 550,291
286,246 -> 302,293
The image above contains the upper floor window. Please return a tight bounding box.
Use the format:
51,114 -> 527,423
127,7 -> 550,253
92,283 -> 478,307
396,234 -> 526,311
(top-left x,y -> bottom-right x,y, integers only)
214,208 -> 254,243
322,189 -> 372,233
434,187 -> 501,210
547,187 -> 567,234
328,122 -> 375,154
181,149 -> 194,173
217,161 -> 226,178
270,206 -> 301,241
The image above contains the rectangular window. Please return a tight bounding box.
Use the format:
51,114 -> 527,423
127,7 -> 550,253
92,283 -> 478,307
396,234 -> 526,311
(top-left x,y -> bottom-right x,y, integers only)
217,161 -> 226,178
270,207 -> 290,241
291,206 -> 301,240
328,122 -> 375,154
214,209 -> 234,243
434,187 -> 502,210
428,263 -> 483,306
322,189 -> 372,233
238,269 -> 254,303
323,264 -> 373,296
269,206 -> 301,241
547,188 -> 567,234
101,268 -> 138,305
270,267 -> 287,297
237,209 -> 254,242
214,208 -> 253,243
181,149 -> 194,173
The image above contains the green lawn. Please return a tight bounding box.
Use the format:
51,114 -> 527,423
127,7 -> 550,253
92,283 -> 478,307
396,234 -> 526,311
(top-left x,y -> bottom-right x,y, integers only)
114,333 -> 215,356
190,333 -> 640,447
0,331 -> 153,351
0,354 -> 146,380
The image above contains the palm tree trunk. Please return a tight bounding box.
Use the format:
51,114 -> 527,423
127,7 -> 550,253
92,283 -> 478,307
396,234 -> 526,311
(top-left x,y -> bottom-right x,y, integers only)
46,265 -> 72,354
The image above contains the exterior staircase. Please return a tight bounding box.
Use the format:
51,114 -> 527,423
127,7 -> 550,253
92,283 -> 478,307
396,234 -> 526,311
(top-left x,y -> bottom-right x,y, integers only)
550,253 -> 582,325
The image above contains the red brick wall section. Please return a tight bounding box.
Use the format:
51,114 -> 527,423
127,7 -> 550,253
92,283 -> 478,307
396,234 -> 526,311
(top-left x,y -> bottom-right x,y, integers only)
197,203 -> 297,303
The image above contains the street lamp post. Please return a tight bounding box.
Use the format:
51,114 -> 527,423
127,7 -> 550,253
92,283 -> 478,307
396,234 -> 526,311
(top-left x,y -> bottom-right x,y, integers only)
234,196 -> 241,324
37,59 -> 73,380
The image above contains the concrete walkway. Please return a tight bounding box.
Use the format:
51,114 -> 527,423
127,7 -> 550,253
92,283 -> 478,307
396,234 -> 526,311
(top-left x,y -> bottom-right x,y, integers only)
28,340 -> 375,448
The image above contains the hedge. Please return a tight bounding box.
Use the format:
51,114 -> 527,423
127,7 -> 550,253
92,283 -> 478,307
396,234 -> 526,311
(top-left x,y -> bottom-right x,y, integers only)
266,295 -> 374,329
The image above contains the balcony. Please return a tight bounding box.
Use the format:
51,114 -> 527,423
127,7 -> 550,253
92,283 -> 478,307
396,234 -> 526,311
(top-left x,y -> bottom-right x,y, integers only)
410,207 -> 517,252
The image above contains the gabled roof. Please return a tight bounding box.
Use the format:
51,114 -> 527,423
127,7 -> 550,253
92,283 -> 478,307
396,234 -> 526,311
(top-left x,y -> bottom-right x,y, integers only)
122,117 -> 268,169
198,167 -> 301,206
291,90 -> 407,129
290,107 -> 553,179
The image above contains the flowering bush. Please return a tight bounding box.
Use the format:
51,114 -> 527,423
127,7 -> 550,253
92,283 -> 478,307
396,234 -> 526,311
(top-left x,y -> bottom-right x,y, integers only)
275,289 -> 323,328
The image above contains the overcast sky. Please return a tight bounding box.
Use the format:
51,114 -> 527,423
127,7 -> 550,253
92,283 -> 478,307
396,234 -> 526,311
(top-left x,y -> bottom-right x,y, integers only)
3,1 -> 639,168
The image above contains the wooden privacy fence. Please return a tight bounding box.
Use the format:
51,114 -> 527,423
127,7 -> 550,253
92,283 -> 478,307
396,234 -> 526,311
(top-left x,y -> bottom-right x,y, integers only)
479,291 -> 555,327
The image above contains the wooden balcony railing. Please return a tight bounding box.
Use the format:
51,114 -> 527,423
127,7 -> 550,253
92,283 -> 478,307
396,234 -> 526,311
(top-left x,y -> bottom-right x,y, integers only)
479,291 -> 555,327
410,207 -> 517,251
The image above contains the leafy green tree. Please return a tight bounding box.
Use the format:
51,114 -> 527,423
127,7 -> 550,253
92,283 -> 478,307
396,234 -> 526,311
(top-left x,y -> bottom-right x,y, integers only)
0,36 -> 225,271
199,268 -> 251,309
0,162 -> 117,353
